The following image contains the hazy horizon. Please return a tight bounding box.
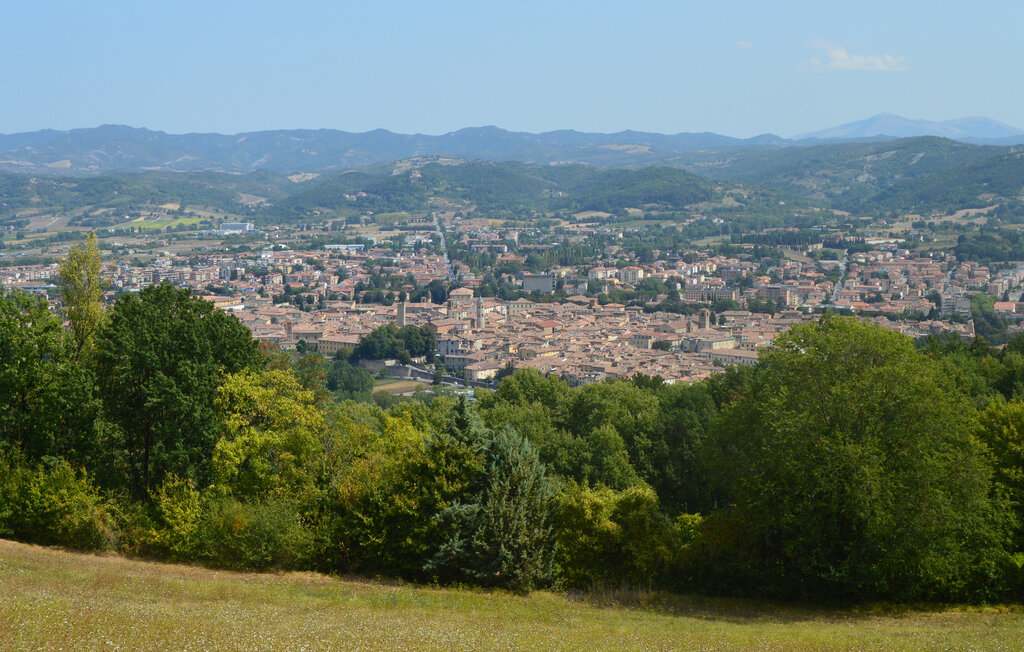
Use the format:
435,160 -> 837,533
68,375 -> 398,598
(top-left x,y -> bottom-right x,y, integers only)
5,1 -> 1024,138
3,112 -> 1023,141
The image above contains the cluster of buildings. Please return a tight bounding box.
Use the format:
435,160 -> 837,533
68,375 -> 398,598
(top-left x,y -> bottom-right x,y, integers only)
6,218 -> 1024,388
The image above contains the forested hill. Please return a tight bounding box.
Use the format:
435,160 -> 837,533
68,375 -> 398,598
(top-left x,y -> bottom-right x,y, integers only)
685,137 -> 1024,214
3,142 -> 1024,227
0,161 -> 724,226
0,168 -> 294,221
277,162 -> 717,217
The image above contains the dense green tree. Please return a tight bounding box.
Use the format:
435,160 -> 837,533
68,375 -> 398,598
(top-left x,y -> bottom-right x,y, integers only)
212,369 -> 327,501
0,289 -> 99,463
427,426 -> 555,590
562,381 -> 660,481
650,382 -> 719,514
978,398 -> 1024,550
326,359 -> 374,399
553,482 -> 678,589
329,412 -> 484,579
291,353 -> 329,404
487,368 -> 568,413
581,423 -> 641,490
351,324 -> 436,363
701,316 -> 1013,601
94,284 -> 263,497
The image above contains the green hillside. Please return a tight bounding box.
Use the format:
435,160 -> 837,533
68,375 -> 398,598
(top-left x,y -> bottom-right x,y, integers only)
3,143 -> 1023,233
0,169 -> 293,225
691,137 -> 1007,211
870,150 -> 1024,212
2,540 -> 1021,651
274,160 -> 719,219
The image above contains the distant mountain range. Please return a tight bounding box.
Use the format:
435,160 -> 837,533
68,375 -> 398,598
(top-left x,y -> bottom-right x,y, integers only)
1,115 -> 1022,175
795,114 -> 1024,143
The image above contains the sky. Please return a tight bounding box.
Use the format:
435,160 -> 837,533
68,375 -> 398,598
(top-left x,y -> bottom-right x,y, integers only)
3,1 -> 1023,138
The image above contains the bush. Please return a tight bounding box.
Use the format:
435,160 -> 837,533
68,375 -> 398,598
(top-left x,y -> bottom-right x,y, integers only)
146,475 -> 203,561
197,496 -> 313,570
0,454 -> 114,550
552,483 -> 678,589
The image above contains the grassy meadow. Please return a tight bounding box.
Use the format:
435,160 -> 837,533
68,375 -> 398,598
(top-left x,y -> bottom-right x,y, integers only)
1,539 -> 1021,651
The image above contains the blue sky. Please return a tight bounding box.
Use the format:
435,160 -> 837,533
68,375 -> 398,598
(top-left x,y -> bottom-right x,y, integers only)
3,1 -> 1022,137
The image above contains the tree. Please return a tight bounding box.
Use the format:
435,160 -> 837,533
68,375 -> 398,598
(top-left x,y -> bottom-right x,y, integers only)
562,381 -> 660,482
427,425 -> 555,590
701,316 -> 1013,601
328,412 -> 483,580
351,324 -> 436,364
292,353 -> 329,405
0,289 -> 99,463
94,284 -> 264,498
57,232 -> 104,360
581,423 -> 640,490
326,359 -> 374,399
650,381 -> 718,514
553,482 -> 679,589
487,368 -> 568,413
212,369 -> 326,501
977,398 -> 1024,550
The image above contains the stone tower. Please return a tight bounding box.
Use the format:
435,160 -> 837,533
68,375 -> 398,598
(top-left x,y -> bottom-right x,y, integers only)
698,308 -> 711,330
397,301 -> 407,327
476,297 -> 486,329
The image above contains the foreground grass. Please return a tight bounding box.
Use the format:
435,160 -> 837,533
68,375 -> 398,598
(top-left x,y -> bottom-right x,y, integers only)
0,540 -> 1021,651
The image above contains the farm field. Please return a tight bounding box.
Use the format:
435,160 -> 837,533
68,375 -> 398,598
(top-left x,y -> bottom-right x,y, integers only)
130,216 -> 202,230
373,378 -> 429,394
1,539 -> 1021,651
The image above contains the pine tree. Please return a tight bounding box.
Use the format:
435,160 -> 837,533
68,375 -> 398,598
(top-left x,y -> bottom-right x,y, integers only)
427,425 -> 555,591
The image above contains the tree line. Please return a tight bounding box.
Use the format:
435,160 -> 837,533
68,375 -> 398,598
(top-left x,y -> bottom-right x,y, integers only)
2,237 -> 1024,601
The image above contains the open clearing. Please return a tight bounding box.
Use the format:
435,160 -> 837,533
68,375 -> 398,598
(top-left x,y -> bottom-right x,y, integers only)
1,539 -> 1021,650
373,378 -> 428,394
129,216 -> 201,230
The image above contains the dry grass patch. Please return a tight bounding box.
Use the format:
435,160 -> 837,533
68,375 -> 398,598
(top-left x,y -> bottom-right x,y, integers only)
373,379 -> 428,394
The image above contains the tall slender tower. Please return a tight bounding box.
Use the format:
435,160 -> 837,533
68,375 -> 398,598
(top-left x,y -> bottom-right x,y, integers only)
397,301 -> 407,327
476,297 -> 486,329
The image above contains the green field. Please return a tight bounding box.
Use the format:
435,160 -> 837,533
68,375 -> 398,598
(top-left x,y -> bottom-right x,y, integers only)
1,540 -> 1021,650
130,216 -> 201,230
373,378 -> 429,394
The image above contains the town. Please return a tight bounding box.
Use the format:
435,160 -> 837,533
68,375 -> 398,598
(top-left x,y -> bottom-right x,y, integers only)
4,202 -> 1018,393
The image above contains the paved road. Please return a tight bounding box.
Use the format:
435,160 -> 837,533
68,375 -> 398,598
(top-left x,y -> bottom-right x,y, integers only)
433,212 -> 457,282
829,249 -> 849,303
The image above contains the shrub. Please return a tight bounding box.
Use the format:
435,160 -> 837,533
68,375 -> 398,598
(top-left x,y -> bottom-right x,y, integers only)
197,496 -> 313,570
552,483 -> 678,589
0,455 -> 114,550
146,475 -> 203,561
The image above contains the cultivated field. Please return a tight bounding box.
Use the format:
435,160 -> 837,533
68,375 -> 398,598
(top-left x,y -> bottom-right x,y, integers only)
373,378 -> 429,395
1,540 -> 1021,650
